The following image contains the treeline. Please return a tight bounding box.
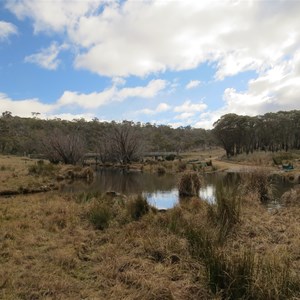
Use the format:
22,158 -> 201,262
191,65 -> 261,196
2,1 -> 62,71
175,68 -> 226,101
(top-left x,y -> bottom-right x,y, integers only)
0,111 -> 216,161
213,110 -> 300,157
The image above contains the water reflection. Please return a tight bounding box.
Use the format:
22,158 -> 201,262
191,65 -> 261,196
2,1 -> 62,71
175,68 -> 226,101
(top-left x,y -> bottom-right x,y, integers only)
63,168 -> 296,209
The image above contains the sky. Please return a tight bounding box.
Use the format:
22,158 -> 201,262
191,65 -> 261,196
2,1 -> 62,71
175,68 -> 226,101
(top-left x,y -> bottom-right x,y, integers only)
1,0 -> 300,129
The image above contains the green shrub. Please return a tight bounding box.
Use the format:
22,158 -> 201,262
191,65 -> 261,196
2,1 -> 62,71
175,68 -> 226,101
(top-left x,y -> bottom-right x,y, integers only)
178,171 -> 201,197
126,195 -> 149,221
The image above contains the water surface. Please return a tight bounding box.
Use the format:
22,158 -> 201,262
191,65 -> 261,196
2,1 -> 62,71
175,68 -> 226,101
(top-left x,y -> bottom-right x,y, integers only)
63,169 -> 296,209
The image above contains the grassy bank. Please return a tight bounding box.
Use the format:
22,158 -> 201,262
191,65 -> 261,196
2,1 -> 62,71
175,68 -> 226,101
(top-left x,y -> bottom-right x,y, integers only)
1,184 -> 300,299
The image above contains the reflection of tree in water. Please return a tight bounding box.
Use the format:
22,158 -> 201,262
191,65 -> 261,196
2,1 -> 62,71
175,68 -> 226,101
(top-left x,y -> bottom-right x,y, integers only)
89,169 -> 177,195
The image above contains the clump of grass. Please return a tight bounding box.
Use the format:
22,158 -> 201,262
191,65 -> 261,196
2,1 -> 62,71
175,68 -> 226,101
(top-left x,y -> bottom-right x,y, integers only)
177,161 -> 187,172
241,168 -> 272,203
126,195 -> 150,221
281,186 -> 300,206
88,201 -> 112,230
28,160 -> 56,176
59,166 -> 94,181
76,191 -> 100,203
164,206 -> 187,234
207,184 -> 240,242
156,165 -> 166,175
178,171 -> 201,197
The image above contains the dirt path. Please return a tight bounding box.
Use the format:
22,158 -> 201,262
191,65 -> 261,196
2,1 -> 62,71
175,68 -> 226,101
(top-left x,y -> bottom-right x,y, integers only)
212,158 -> 278,173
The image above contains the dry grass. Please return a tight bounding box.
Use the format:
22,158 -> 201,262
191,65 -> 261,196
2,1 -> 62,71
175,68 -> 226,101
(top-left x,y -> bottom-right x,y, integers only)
1,154 -> 300,299
0,192 -> 210,299
178,171 -> 201,197
1,188 -> 300,299
0,155 -> 57,193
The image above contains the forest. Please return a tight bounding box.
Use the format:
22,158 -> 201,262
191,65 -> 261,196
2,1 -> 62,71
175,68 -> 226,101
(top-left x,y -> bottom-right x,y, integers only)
1,109 -> 300,163
213,110 -> 300,157
0,111 -> 215,160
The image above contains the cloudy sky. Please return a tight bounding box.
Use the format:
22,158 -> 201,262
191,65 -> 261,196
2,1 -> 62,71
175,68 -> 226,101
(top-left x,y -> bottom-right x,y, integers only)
1,0 -> 300,128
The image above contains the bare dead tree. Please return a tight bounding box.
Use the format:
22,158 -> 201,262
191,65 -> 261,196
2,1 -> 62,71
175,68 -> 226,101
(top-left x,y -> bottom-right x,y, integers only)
98,123 -> 143,164
43,129 -> 85,165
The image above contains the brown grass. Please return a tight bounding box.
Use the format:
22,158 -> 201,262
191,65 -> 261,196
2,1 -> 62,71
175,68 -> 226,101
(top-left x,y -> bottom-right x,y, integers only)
178,171 -> 201,197
1,154 -> 300,299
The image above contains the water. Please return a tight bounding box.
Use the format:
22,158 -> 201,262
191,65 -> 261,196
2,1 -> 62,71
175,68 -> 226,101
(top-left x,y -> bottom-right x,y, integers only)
63,168 -> 296,209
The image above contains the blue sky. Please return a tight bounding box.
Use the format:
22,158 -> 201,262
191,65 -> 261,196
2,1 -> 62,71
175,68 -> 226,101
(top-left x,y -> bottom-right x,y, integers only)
1,0 -> 300,128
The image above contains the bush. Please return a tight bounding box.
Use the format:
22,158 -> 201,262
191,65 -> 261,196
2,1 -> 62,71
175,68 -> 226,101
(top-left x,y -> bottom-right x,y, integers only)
126,195 -> 149,220
178,171 -> 201,197
165,154 -> 176,161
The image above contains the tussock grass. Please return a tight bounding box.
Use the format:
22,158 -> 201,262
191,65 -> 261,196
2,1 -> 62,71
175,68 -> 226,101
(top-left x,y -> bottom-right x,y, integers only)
156,165 -> 166,175
281,186 -> 300,206
178,171 -> 201,197
241,168 -> 273,203
207,184 -> 241,242
126,195 -> 150,221
28,159 -> 57,176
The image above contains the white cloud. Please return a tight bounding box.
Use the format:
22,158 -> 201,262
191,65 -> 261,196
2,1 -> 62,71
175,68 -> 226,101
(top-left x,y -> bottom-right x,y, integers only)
0,21 -> 17,40
7,0 -> 300,81
138,102 -> 171,115
0,92 -> 98,121
117,79 -> 166,99
174,100 -> 207,113
24,42 -> 68,70
6,0 -> 105,33
194,51 -> 300,129
71,0 -> 300,79
5,0 -> 300,129
0,93 -> 54,117
45,113 -> 95,122
175,112 -> 195,120
186,80 -> 201,89
58,79 -> 167,109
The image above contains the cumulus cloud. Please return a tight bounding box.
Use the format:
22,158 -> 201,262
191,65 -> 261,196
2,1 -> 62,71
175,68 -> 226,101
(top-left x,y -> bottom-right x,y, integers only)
174,100 -> 207,113
0,93 -> 54,117
25,42 -> 69,70
6,1 -> 300,79
194,51 -> 300,129
0,21 -> 17,40
186,80 -> 201,89
5,0 -> 300,128
137,103 -> 171,115
45,113 -> 95,122
5,0 -> 105,33
58,79 -> 167,109
0,92 -> 98,121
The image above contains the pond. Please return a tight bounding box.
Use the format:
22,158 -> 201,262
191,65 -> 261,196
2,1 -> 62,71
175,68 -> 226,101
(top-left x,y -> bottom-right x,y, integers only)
63,168 -> 296,209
